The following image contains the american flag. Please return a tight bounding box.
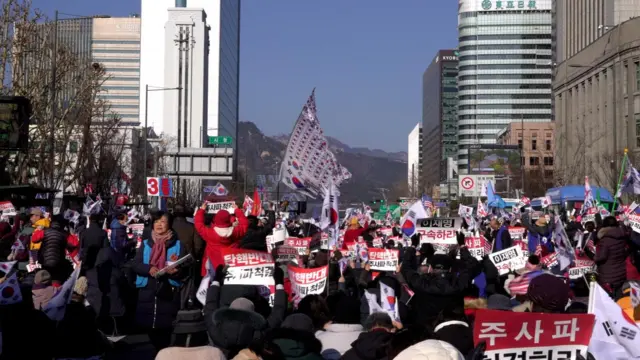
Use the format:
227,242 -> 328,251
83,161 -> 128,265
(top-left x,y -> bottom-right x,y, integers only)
421,195 -> 434,211
507,270 -> 544,295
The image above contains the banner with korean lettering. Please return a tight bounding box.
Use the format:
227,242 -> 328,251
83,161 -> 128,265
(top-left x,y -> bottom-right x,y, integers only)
508,226 -> 526,241
222,249 -> 275,286
489,246 -> 526,275
474,310 -> 594,360
287,264 -> 328,305
285,237 -> 311,255
417,218 -> 458,245
465,235 -> 492,260
565,252 -> 595,279
206,201 -> 235,214
275,245 -> 298,263
368,248 -> 399,272
629,214 -> 640,234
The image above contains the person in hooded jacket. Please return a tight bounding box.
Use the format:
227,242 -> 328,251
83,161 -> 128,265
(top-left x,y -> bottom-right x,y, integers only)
132,211 -> 188,353
341,312 -> 397,360
204,264 -> 288,358
522,213 -> 554,256
396,232 -> 481,327
486,217 -> 512,252
432,309 -> 474,356
264,313 -> 324,360
240,209 -> 276,252
194,202 -> 248,275
80,214 -> 109,273
110,213 -> 129,255
595,216 -> 629,297
316,290 -> 364,359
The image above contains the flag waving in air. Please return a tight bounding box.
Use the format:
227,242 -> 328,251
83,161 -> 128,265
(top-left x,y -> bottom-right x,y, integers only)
583,176 -> 595,214
616,155 -> 640,197
400,200 -> 428,237
319,180 -> 340,249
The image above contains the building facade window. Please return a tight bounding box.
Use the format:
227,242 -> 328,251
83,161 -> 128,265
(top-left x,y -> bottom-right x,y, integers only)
543,157 -> 553,166
518,139 -> 522,149
530,157 -> 540,166
545,139 -> 551,150
531,139 -> 537,150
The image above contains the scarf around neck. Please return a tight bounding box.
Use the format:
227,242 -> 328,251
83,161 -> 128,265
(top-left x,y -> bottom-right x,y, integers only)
150,230 -> 173,270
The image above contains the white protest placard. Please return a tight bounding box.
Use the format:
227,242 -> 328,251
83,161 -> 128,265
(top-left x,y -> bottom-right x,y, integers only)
206,201 -> 235,214
489,245 -> 526,275
368,248 -> 399,272
275,245 -> 298,263
0,201 -> 16,216
416,218 -> 458,245
507,226 -> 526,241
221,249 -> 275,286
629,214 -> 640,234
287,264 -> 328,304
372,237 -> 383,248
285,237 -> 311,256
567,256 -> 595,279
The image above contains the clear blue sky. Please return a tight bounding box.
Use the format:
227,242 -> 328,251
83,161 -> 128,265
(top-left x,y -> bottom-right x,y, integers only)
32,0 -> 458,152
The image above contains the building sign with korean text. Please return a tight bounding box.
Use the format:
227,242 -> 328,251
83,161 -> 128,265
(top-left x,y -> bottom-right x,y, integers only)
473,310 -> 595,360
222,249 -> 275,286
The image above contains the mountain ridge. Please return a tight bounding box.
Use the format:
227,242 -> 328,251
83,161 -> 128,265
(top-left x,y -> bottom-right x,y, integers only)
238,121 -> 407,202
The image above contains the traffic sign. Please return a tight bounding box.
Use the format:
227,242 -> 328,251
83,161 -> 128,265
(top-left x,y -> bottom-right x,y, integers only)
208,136 -> 233,145
458,175 -> 495,197
460,176 -> 475,190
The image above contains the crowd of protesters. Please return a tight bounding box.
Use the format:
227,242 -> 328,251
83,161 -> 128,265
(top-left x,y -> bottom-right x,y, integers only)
0,199 -> 638,360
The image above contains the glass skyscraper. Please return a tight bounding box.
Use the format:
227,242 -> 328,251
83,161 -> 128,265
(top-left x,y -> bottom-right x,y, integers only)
457,0 -> 553,173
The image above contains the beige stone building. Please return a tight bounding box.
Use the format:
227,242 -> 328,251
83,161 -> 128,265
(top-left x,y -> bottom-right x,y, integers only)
497,121 -> 555,192
553,16 -> 640,188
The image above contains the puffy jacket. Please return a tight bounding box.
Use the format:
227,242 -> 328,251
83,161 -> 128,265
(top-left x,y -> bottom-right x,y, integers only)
341,223 -> 368,250
109,218 -> 128,253
39,226 -> 67,269
393,339 -> 464,360
595,226 -> 628,286
341,330 -> 393,360
239,211 -> 276,252
194,208 -> 248,275
315,323 -> 363,358
173,216 -> 204,258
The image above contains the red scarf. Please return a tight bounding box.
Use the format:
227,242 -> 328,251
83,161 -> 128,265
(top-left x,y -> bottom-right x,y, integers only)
150,230 -> 173,269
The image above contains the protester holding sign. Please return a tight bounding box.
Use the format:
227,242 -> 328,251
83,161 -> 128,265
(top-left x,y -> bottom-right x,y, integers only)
194,201 -> 248,276
132,211 -> 189,353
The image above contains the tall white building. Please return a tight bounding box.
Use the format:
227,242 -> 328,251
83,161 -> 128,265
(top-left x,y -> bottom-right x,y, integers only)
457,0 -> 552,173
139,0 -> 240,149
407,123 -> 422,196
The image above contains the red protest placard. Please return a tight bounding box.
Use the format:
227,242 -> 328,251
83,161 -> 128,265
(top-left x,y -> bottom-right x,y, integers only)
474,310 -> 594,360
221,248 -> 275,286
285,237 -> 311,255
465,235 -> 492,260
275,245 -> 298,263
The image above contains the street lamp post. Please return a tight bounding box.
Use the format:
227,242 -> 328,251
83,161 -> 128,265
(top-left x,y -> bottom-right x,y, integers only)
143,85 -> 182,203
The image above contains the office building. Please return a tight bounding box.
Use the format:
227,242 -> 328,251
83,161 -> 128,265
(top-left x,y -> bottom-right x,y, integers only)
422,49 -> 459,191
92,16 -> 141,126
496,121 -> 555,194
554,16 -> 640,186
553,0 -> 640,65
407,123 -> 422,196
140,0 -> 240,150
457,0 -> 553,174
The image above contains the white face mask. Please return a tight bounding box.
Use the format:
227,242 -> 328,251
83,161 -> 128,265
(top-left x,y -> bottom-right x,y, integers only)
544,215 -> 551,224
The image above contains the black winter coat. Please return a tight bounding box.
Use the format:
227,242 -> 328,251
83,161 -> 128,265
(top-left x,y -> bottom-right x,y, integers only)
39,226 -> 67,269
341,330 -> 393,360
86,246 -> 127,317
400,247 -> 481,326
79,222 -> 109,271
239,211 -> 276,252
131,233 -> 188,330
595,226 -> 628,286
54,301 -> 109,358
266,327 -> 324,360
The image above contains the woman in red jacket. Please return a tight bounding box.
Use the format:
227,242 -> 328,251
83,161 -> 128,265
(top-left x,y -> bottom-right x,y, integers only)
341,217 -> 368,250
194,203 -> 248,275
